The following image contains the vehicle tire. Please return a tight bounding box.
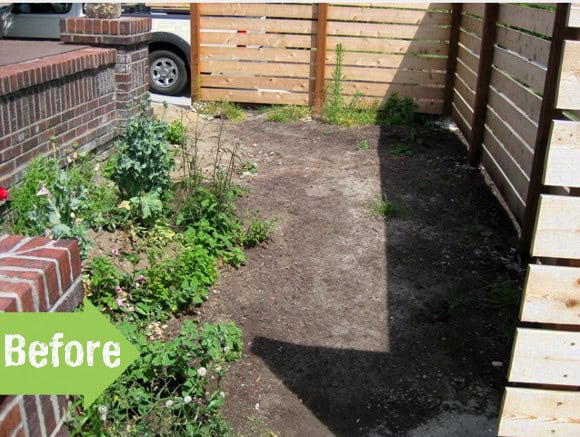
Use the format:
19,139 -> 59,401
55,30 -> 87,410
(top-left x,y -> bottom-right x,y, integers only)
149,49 -> 188,96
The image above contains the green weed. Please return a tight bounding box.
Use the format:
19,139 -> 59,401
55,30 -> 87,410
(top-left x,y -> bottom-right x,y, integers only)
265,105 -> 310,122
240,213 -> 278,248
391,143 -> 414,157
207,100 -> 246,122
370,195 -> 398,217
357,140 -> 370,151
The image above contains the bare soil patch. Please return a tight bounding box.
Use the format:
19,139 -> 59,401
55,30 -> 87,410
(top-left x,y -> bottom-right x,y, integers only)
184,114 -> 523,436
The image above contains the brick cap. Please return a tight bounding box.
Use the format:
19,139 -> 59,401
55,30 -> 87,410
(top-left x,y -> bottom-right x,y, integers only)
61,17 -> 152,47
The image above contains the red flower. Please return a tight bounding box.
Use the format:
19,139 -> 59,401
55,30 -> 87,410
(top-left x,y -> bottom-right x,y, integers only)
0,187 -> 8,202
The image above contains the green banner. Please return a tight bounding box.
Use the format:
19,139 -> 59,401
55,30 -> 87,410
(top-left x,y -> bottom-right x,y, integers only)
0,299 -> 140,407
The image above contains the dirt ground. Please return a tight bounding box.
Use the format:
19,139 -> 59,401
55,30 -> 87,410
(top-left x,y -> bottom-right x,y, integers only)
154,109 -> 521,437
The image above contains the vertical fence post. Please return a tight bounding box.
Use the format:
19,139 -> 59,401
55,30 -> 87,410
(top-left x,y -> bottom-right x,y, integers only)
190,3 -> 201,102
468,3 -> 499,166
443,3 -> 463,117
519,3 -> 571,261
314,3 -> 328,114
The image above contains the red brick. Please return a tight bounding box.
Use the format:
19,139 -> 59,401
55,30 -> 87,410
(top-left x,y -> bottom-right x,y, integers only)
40,396 -> 57,434
0,401 -> 22,436
0,297 -> 17,312
0,279 -> 35,311
0,270 -> 47,311
13,426 -> 26,437
102,19 -> 110,34
111,20 -> 118,35
0,235 -> 26,253
23,396 -> 43,437
0,257 -> 60,303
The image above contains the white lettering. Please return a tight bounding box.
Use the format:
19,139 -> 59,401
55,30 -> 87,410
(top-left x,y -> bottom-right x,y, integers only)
64,341 -> 84,367
29,341 -> 48,368
103,341 -> 120,368
5,334 -> 25,367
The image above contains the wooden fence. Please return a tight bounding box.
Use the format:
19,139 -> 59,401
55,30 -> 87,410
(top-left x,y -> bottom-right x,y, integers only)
496,4 -> 580,437
189,3 -> 452,113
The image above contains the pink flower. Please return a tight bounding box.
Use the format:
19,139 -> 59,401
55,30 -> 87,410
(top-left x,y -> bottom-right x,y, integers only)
115,296 -> 126,307
115,286 -> 124,294
111,248 -> 119,257
0,186 -> 9,202
36,186 -> 51,197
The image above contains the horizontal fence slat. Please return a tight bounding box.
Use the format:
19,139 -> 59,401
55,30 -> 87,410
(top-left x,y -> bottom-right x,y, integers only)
201,60 -> 311,78
338,82 -> 445,100
460,14 -> 483,37
570,3 -> 580,27
200,47 -> 312,63
490,66 -> 542,122
462,3 -> 484,18
492,46 -> 546,93
496,26 -> 551,67
509,328 -> 580,385
326,21 -> 451,40
488,87 -> 538,147
452,87 -> 474,126
200,17 -> 315,34
531,194 -> 580,259
326,67 -> 447,86
544,120 -> 580,187
497,4 -> 555,37
326,36 -> 449,55
200,3 -> 315,19
556,41 -> 580,110
200,32 -> 314,49
459,28 -> 482,55
455,58 -> 477,89
521,264 -> 580,325
457,45 -> 479,71
483,127 -> 530,201
201,75 -> 310,92
328,52 -> 448,70
452,103 -> 472,140
485,107 -> 534,176
481,146 -> 526,223
200,87 -> 309,105
327,6 -> 451,25
453,73 -> 475,108
499,387 -> 580,437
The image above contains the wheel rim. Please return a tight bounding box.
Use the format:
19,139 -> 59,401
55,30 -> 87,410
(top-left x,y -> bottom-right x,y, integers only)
150,57 -> 179,89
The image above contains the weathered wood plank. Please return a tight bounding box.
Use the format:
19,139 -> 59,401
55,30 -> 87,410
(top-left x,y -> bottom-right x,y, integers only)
509,328 -> 580,385
521,264 -> 580,325
325,66 -> 447,86
200,17 -> 315,34
200,47 -> 312,63
452,103 -> 472,140
498,4 -> 555,37
544,120 -> 580,188
458,40 -> 481,71
201,75 -> 310,92
200,3 -> 315,19
330,52 -> 448,70
326,36 -> 449,55
568,2 -> 580,27
499,387 -> 580,436
485,107 -> 534,176
461,14 -> 483,37
200,87 -> 309,105
483,126 -> 530,201
326,21 -> 450,41
456,58 -> 477,89
462,3 -> 484,18
556,41 -> 580,110
488,86 -> 538,148
453,87 -> 474,126
496,26 -> 551,67
200,60 -> 311,78
453,73 -> 475,109
459,28 -> 482,56
492,45 -> 547,93
481,146 -> 527,224
327,6 -> 451,25
200,32 -> 314,49
531,194 -> 580,259
490,66 -> 543,122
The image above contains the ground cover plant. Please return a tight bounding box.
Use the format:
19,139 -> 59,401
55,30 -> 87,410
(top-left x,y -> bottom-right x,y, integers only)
1,99 -> 277,435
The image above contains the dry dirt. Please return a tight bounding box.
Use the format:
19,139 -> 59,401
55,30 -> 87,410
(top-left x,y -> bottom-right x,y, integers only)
162,109 -> 523,437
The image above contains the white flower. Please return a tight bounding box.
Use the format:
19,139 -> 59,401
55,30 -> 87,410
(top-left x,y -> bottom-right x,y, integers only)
183,396 -> 192,404
197,367 -> 207,377
223,346 -> 230,354
36,186 -> 51,197
97,405 -> 108,415
165,400 -> 173,408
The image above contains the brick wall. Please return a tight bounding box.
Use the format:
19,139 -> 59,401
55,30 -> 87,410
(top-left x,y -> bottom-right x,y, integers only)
0,233 -> 84,437
0,49 -> 116,188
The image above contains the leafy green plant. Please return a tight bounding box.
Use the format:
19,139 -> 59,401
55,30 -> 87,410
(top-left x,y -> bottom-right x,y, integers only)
238,161 -> 258,175
370,195 -> 398,217
165,119 -> 187,145
68,320 -> 243,436
376,92 -> 416,126
357,140 -> 369,151
391,143 -> 414,157
265,105 -> 310,122
110,101 -> 175,200
240,213 -> 278,248
206,100 -> 246,122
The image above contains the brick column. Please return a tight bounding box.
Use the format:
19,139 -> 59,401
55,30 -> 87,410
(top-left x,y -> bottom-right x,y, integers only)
0,233 -> 84,436
60,17 -> 152,122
